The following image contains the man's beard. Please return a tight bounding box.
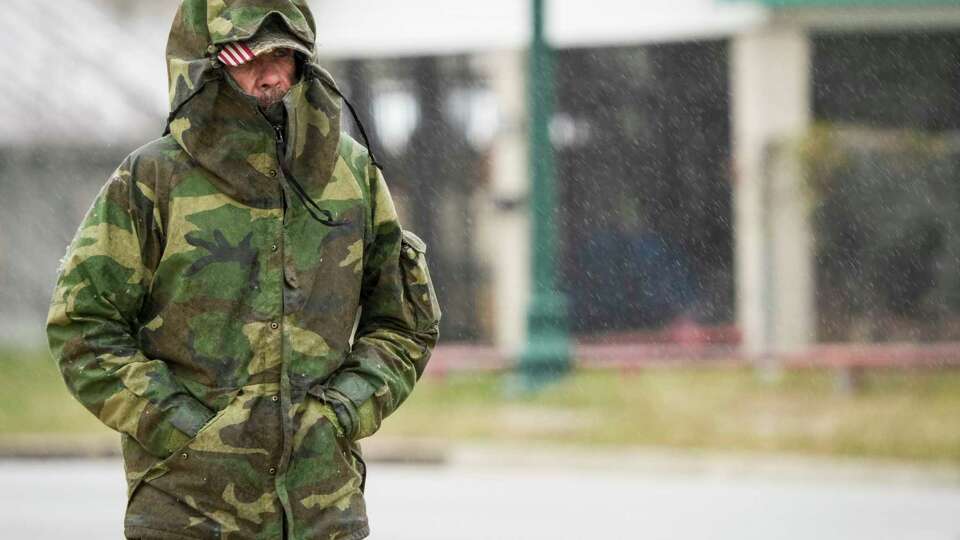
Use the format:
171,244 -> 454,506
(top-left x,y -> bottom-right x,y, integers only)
258,86 -> 287,108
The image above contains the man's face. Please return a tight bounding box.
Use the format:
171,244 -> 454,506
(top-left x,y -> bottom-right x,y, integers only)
225,48 -> 297,108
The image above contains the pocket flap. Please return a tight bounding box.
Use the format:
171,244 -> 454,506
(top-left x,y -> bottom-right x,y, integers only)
401,229 -> 427,254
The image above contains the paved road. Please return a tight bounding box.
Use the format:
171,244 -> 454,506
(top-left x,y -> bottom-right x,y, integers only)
2,458 -> 959,539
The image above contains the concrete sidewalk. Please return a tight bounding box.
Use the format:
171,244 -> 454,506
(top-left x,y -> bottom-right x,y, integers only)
2,450 -> 959,540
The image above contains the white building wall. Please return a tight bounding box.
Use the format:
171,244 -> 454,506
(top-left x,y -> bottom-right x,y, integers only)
731,27 -> 814,359
475,52 -> 532,355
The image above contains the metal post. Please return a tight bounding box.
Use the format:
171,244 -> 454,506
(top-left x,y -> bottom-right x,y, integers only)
519,0 -> 571,388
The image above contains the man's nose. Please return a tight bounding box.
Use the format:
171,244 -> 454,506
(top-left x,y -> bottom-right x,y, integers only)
259,66 -> 284,89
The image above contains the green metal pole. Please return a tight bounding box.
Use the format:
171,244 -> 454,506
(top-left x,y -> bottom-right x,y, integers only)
519,0 -> 571,388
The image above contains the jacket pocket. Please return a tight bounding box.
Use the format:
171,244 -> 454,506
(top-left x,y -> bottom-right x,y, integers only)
125,384 -> 284,536
285,396 -> 367,524
399,229 -> 441,332
124,388 -> 241,501
287,395 -> 367,538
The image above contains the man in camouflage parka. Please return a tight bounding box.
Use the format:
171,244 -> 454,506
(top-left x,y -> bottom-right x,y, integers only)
45,1 -> 441,538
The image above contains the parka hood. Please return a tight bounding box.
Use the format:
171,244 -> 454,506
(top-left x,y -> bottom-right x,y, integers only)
166,0 -> 317,114
163,0 -> 343,209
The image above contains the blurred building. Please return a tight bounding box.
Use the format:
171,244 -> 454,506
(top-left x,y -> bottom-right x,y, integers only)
313,0 -> 960,361
5,0 -> 960,363
0,0 -> 173,343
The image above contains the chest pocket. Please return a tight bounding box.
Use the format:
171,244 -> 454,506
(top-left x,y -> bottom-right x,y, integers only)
399,230 -> 441,332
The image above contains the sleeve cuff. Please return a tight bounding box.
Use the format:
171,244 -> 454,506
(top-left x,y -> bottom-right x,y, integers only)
318,372 -> 379,440
326,371 -> 378,407
168,395 -> 216,438
141,395 -> 215,458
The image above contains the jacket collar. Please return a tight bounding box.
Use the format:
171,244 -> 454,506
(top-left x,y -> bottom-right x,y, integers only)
163,0 -> 337,208
168,65 -> 341,208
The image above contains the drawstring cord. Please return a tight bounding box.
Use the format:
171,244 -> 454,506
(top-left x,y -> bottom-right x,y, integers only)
321,81 -> 384,172
272,125 -> 351,227
281,78 -> 383,226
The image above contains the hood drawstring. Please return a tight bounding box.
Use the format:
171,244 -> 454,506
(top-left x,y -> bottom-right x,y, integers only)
273,123 -> 350,227
280,80 -> 383,227
322,81 -> 384,172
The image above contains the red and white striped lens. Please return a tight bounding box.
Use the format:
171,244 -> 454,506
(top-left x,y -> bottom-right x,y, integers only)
217,42 -> 256,67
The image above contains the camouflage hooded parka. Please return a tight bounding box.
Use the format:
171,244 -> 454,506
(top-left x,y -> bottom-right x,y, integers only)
45,1 -> 440,538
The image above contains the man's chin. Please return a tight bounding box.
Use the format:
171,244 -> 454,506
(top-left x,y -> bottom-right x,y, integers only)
257,89 -> 288,108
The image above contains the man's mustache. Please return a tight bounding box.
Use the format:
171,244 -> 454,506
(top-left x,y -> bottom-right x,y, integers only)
258,86 -> 287,108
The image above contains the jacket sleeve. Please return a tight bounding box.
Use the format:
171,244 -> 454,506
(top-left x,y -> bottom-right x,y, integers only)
46,162 -> 215,458
322,164 -> 441,440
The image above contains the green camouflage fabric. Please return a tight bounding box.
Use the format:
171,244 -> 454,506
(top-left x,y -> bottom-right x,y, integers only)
45,1 -> 441,538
